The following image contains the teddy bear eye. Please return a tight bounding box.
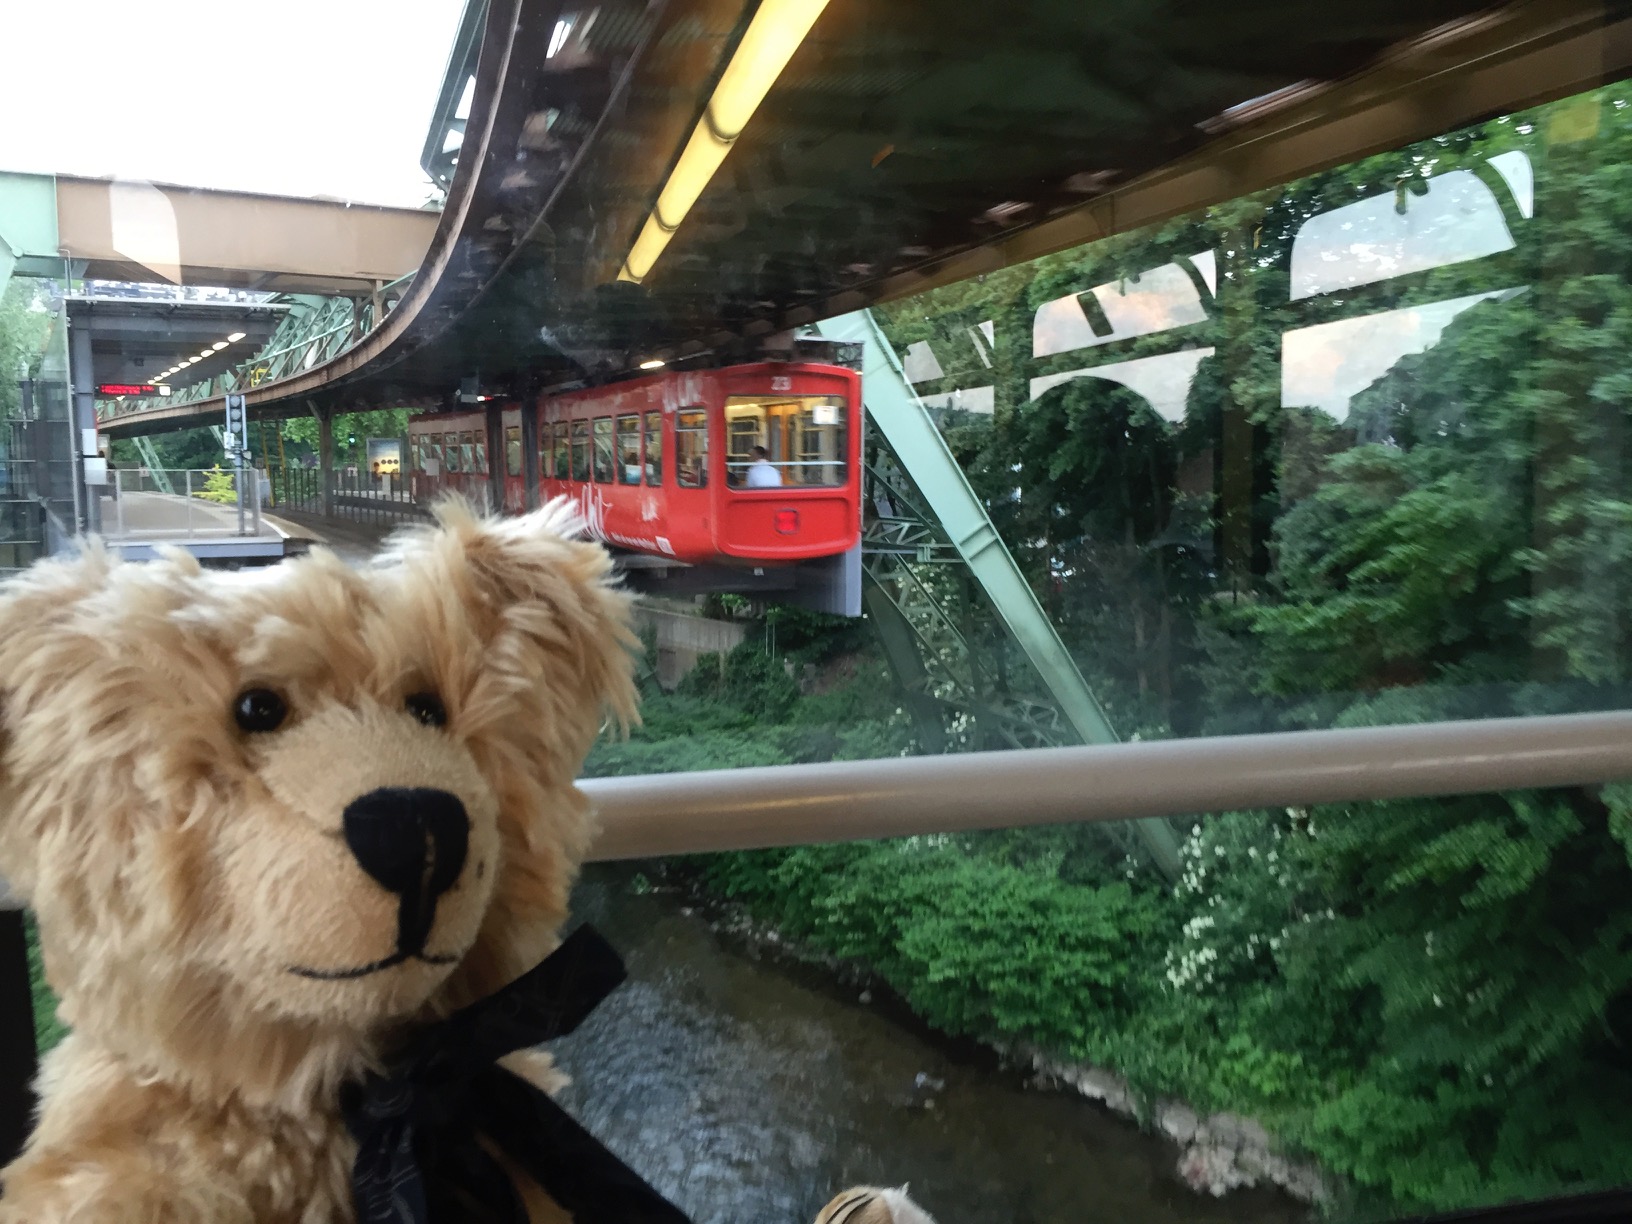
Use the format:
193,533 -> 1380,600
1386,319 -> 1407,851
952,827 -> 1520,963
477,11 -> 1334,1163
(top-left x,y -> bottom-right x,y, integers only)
233,688 -> 288,734
405,692 -> 447,728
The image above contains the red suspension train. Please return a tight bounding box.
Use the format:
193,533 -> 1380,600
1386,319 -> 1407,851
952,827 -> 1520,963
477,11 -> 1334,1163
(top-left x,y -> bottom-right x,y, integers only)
407,360 -> 862,569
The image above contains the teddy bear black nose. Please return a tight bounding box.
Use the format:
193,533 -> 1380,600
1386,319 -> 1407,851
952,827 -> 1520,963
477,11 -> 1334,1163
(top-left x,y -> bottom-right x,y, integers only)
341,787 -> 469,903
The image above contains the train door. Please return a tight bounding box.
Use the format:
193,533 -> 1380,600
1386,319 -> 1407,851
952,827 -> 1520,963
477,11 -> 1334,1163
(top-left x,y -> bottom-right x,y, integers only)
484,403 -> 505,513
500,405 -> 526,513
669,393 -> 715,559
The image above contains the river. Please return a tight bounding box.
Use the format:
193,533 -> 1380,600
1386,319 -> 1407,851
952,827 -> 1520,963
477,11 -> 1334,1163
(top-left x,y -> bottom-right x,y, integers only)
548,864 -> 1310,1224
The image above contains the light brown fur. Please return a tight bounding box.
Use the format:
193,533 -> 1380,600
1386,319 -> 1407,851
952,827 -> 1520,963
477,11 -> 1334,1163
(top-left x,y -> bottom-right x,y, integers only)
0,500 -> 930,1224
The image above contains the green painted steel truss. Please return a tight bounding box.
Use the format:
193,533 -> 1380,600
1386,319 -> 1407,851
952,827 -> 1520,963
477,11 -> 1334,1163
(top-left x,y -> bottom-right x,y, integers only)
100,277 -> 413,422
821,309 -> 1183,879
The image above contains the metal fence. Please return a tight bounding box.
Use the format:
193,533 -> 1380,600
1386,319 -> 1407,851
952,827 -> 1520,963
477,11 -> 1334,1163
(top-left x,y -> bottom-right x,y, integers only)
277,466 -> 431,527
100,468 -> 266,539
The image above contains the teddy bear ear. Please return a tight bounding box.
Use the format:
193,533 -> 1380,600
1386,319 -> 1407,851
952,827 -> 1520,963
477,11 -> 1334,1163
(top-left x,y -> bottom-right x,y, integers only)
0,545 -> 120,865
0,543 -> 118,689
400,496 -> 640,733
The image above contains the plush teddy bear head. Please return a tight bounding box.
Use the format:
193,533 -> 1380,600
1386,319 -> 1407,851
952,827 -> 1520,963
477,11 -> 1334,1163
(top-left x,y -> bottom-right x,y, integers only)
0,500 -> 636,1109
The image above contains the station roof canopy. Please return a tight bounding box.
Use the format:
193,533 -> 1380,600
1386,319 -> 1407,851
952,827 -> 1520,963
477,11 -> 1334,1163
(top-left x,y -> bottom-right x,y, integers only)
101,0 -> 1632,435
67,296 -> 286,399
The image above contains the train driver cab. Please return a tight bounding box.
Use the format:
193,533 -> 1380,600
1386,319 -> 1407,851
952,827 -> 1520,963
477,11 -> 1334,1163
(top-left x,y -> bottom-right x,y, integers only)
723,394 -> 849,491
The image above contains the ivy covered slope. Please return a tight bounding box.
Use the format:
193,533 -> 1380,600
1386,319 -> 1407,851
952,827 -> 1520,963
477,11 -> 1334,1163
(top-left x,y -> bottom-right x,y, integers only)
598,85 -> 1632,1219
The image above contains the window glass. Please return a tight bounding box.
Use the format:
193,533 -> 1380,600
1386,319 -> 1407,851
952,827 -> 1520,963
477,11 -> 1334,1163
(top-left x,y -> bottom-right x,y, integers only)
505,425 -> 522,478
615,414 -> 641,484
675,409 -> 708,488
553,421 -> 572,479
642,411 -> 663,485
473,428 -> 487,474
592,417 -> 615,483
538,422 -> 552,483
724,394 -> 846,488
570,420 -> 591,481
458,430 -> 474,473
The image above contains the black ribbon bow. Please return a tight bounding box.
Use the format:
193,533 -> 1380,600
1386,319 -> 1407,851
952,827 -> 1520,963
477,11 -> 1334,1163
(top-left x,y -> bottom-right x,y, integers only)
342,924 -> 693,1223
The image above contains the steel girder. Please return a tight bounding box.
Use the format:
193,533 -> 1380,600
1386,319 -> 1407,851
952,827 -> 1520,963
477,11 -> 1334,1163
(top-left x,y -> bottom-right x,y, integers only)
103,278 -> 413,423
821,309 -> 1183,880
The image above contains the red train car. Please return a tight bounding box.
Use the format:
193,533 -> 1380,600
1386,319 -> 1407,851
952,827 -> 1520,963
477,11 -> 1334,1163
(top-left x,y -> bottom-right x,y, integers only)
408,360 -> 861,569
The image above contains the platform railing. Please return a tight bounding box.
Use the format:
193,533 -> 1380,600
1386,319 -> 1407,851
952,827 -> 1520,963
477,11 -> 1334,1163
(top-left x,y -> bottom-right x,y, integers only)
101,468 -> 265,539
5,708 -> 1632,1204
277,466 -> 429,526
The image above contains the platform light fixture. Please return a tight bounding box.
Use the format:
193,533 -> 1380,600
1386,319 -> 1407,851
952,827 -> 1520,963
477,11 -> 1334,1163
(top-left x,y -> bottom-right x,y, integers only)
211,341 -> 228,350
547,18 -> 572,58
227,332 -> 246,343
617,0 -> 830,284
639,358 -> 665,370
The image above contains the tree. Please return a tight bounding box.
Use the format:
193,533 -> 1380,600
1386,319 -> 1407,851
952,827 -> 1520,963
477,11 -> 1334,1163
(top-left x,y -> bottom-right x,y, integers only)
0,279 -> 52,419
194,466 -> 237,504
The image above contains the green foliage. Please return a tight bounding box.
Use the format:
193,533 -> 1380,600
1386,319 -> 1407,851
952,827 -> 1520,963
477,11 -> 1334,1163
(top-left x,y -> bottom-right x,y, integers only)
279,408 -> 409,468
25,914 -> 67,1055
194,466 -> 238,504
582,638 -> 913,781
109,427 -> 232,472
700,84 -> 1632,1218
0,279 -> 52,419
703,840 -> 1162,1055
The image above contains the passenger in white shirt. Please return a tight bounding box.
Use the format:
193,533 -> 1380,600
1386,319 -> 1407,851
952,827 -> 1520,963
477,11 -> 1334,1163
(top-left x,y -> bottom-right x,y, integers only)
745,446 -> 783,488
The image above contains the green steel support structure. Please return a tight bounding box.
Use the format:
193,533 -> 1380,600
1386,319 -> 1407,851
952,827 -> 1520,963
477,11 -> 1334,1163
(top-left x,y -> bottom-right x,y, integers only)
817,309 -> 1183,880
103,279 -> 413,423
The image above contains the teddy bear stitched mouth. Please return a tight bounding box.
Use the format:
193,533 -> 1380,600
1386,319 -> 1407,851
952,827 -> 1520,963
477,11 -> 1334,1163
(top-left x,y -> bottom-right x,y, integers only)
288,786 -> 471,980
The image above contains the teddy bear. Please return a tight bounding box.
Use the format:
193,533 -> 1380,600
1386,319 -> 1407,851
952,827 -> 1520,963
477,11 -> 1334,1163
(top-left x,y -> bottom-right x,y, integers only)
0,500 -> 935,1224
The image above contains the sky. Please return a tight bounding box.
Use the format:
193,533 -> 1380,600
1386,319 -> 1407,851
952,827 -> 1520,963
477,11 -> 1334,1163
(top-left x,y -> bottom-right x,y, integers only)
1,0 -> 466,207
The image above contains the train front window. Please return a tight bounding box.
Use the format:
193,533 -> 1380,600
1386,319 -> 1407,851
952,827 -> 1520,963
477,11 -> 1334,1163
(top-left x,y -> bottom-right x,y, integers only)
570,421 -> 590,481
643,411 -> 663,485
723,395 -> 846,488
592,418 -> 615,482
505,425 -> 522,478
615,414 -> 641,485
675,409 -> 707,488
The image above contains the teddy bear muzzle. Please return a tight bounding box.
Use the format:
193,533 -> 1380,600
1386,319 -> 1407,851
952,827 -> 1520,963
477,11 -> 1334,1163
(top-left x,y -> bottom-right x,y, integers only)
288,786 -> 472,981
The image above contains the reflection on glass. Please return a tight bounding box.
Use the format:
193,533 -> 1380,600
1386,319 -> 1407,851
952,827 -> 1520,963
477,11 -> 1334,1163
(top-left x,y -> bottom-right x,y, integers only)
587,82 -> 1632,1218
1289,165 -> 1522,299
675,409 -> 707,488
1033,261 -> 1210,357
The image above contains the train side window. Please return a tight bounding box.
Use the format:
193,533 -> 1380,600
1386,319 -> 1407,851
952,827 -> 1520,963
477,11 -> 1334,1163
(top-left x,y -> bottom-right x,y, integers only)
425,435 -> 442,474
538,422 -> 552,482
592,417 -> 615,483
570,420 -> 591,480
676,408 -> 708,488
615,414 -> 641,485
505,425 -> 522,478
555,422 -> 572,478
474,429 -> 487,474
643,411 -> 663,485
446,432 -> 461,473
